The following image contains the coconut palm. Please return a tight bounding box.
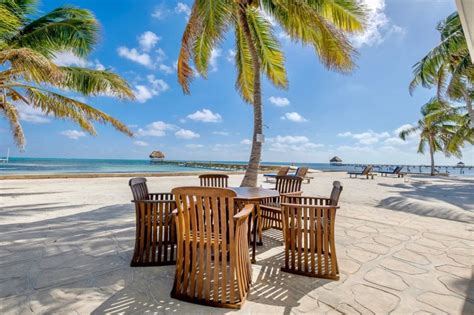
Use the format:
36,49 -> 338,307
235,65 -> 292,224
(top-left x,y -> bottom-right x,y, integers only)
0,0 -> 134,149
409,12 -> 474,126
177,0 -> 366,187
399,98 -> 467,176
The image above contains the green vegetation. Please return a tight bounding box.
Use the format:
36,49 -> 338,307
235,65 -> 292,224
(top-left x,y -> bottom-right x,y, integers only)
0,0 -> 134,149
177,0 -> 367,187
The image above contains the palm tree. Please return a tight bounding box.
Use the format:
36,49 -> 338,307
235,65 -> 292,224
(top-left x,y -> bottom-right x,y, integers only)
399,98 -> 467,176
0,0 -> 134,149
410,12 -> 474,126
177,0 -> 366,187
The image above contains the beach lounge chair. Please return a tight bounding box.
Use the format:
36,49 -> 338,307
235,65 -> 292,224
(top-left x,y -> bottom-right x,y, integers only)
171,187 -> 254,309
378,166 -> 405,178
348,165 -> 375,179
129,178 -> 176,267
260,175 -> 303,233
280,181 -> 343,280
264,166 -> 290,182
199,173 -> 229,187
295,166 -> 314,183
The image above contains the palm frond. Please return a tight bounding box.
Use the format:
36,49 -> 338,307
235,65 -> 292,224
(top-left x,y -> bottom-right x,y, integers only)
0,3 -> 22,37
234,19 -> 254,103
0,101 -> 25,148
10,6 -> 98,58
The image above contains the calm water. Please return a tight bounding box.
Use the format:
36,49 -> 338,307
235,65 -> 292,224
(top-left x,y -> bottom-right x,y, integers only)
0,157 -> 472,176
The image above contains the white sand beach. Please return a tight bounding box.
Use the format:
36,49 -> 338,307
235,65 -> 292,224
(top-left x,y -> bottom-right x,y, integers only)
1,172 -> 473,314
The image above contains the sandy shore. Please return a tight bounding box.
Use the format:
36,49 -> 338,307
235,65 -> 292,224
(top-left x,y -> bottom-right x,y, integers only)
1,172 -> 473,314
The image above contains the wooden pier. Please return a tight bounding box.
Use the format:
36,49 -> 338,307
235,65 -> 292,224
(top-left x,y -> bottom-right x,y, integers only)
157,160 -> 282,172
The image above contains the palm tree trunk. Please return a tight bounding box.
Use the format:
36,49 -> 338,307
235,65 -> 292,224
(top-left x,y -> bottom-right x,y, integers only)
238,4 -> 262,188
429,135 -> 435,176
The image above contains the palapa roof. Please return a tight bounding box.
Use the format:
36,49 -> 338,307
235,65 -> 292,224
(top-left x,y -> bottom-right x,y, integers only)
330,156 -> 342,162
457,161 -> 465,167
149,151 -> 165,159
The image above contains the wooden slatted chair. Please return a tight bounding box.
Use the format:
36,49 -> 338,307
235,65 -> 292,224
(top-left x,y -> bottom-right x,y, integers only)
264,166 -> 290,182
295,167 -> 309,178
199,174 -> 229,187
171,187 -> 254,309
129,178 -> 176,267
260,175 -> 303,233
280,181 -> 343,280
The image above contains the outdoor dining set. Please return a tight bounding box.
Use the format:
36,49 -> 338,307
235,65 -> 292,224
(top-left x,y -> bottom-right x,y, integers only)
128,170 -> 343,309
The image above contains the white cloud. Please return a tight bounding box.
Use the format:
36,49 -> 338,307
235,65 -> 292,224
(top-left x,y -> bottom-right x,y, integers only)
281,112 -> 307,123
226,49 -> 236,63
268,135 -> 323,152
60,130 -> 86,140
209,48 -> 221,72
213,131 -> 230,136
273,135 -> 309,144
137,121 -> 175,137
155,48 -> 167,63
384,137 -> 405,146
187,109 -> 222,123
134,140 -> 149,147
175,2 -> 191,18
16,104 -> 50,124
185,144 -> 204,149
117,47 -> 152,67
138,31 -> 161,52
175,129 -> 200,139
351,0 -> 405,48
269,96 -> 290,107
54,51 -> 88,67
338,130 -> 390,145
394,123 -> 414,135
134,75 -> 170,103
159,64 -> 174,74
151,5 -> 169,19
241,139 -> 252,145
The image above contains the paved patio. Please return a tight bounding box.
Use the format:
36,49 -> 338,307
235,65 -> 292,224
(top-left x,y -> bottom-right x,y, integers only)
0,174 -> 473,314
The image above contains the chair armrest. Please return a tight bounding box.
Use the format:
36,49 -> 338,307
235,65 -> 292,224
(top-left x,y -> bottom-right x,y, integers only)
281,191 -> 303,197
233,204 -> 254,222
281,202 -> 339,210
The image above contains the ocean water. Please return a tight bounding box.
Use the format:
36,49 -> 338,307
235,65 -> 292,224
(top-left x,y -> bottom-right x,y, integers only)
0,157 -> 472,176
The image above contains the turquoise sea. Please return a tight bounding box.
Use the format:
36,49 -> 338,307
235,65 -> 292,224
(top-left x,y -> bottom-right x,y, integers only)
0,157 -> 472,176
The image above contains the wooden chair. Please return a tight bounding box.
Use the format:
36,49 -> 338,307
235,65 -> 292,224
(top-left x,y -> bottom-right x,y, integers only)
280,181 -> 343,280
129,178 -> 176,267
379,166 -> 406,178
348,165 -> 375,179
171,187 -> 254,309
260,175 -> 303,232
199,174 -> 229,187
295,167 -> 309,178
264,166 -> 290,182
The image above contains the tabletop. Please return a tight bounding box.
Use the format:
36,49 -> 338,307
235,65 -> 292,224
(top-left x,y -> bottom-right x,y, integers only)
230,187 -> 279,200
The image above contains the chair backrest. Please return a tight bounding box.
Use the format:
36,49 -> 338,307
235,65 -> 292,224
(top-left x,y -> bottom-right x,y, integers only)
275,175 -> 303,194
295,167 -> 309,177
199,173 -> 229,187
329,181 -> 343,205
392,166 -> 402,174
129,177 -> 149,200
361,165 -> 373,175
277,166 -> 290,176
171,186 -> 248,305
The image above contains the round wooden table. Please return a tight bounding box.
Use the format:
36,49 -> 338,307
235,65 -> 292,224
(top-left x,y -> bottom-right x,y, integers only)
230,187 -> 280,263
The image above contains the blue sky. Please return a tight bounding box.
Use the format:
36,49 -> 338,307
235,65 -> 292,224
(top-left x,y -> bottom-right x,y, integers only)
1,0 -> 473,165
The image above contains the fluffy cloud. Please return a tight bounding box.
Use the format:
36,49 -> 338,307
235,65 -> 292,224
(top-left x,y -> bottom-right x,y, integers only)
338,130 -> 390,145
175,129 -> 200,139
54,52 -> 105,70
226,49 -> 236,63
159,64 -> 174,74
117,47 -> 153,67
151,5 -> 169,19
269,135 -> 323,152
175,2 -> 191,18
134,140 -> 149,147
281,112 -> 307,123
137,121 -> 175,137
351,0 -> 405,48
241,139 -> 252,145
16,104 -> 50,124
134,75 -> 170,103
60,130 -> 86,140
187,109 -> 222,123
138,31 -> 161,52
269,96 -> 290,107
213,131 -> 230,136
185,144 -> 204,149
209,48 -> 221,72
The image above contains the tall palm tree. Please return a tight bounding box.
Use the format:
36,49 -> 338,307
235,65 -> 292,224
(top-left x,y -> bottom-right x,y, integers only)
410,12 -> 474,126
0,0 -> 134,149
177,0 -> 366,187
399,98 -> 466,176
